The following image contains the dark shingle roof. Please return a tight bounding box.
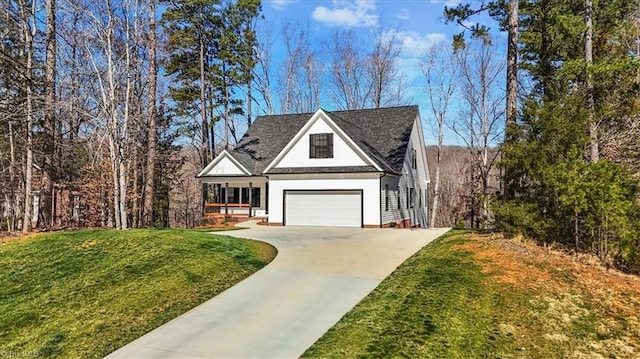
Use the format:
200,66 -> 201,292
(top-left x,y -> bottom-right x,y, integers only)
228,105 -> 418,175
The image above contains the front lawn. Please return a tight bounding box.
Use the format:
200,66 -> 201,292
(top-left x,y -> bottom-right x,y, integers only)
303,230 -> 640,358
0,229 -> 276,358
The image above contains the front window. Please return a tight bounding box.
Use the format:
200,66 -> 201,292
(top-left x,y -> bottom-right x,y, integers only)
224,187 -> 240,203
309,133 -> 333,159
242,187 -> 261,207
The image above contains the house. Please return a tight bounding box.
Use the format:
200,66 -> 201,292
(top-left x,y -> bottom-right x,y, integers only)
197,105 -> 430,228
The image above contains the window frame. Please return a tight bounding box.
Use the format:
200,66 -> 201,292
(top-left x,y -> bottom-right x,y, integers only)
309,133 -> 334,159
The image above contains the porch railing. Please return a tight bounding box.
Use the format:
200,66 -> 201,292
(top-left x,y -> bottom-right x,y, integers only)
204,202 -> 256,217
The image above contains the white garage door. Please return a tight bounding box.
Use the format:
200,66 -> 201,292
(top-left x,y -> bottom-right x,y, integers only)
285,190 -> 362,227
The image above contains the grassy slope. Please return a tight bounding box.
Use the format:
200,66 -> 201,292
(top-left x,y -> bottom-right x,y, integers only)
0,229 -> 276,358
303,230 -> 640,358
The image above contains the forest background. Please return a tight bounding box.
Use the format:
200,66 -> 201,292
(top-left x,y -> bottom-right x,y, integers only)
2,0 -> 639,272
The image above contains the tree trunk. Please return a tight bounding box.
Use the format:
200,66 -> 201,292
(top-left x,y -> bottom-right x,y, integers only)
42,0 -> 56,227
224,63 -> 230,148
504,0 -> 519,199
110,137 -> 121,229
430,147 -> 441,228
143,0 -> 157,227
586,0 -> 598,162
247,76 -> 252,128
21,3 -> 36,234
506,0 -> 518,131
199,33 -> 208,167
119,151 -> 128,229
8,122 -> 17,232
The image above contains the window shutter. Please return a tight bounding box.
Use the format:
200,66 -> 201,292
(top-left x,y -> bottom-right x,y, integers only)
328,133 -> 333,158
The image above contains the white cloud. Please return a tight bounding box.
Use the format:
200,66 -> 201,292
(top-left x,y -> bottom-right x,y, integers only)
312,0 -> 379,28
270,0 -> 299,10
396,8 -> 410,20
383,30 -> 447,58
430,0 -> 461,7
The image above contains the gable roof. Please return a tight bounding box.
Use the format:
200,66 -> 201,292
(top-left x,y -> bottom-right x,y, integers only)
216,105 -> 418,176
197,149 -> 251,177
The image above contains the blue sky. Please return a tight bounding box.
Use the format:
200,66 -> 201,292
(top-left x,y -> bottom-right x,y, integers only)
259,0 -> 504,145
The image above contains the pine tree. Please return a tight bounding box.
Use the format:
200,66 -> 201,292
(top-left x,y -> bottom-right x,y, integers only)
496,0 -> 640,271
163,0 -> 261,160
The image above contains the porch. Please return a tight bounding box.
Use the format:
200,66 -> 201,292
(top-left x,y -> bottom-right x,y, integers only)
201,178 -> 267,219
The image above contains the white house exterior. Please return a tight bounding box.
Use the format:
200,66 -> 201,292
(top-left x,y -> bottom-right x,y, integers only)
197,106 -> 430,228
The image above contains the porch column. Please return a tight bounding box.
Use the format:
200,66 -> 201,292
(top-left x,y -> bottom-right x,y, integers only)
225,182 -> 229,215
248,182 -> 253,218
202,183 -> 207,218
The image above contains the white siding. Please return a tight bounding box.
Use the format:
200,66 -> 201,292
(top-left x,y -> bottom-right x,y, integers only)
381,175 -> 403,225
268,176 -> 380,226
396,117 -> 430,227
273,118 -> 368,168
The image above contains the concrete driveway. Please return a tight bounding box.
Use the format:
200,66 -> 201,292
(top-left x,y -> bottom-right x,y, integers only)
106,222 -> 450,359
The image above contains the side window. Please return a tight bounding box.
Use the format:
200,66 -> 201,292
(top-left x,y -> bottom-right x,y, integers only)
425,189 -> 428,207
406,186 -> 410,209
412,148 -> 417,169
384,185 -> 389,211
409,187 -> 414,208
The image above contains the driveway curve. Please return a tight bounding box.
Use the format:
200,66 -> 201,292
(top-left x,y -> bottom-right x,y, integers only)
106,222 -> 450,358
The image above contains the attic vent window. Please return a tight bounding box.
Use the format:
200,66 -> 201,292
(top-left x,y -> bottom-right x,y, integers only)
309,133 -> 333,159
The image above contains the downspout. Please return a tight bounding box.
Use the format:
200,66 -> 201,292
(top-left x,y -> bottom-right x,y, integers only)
248,181 -> 252,218
225,182 -> 229,216
265,175 -> 269,215
379,172 -> 385,228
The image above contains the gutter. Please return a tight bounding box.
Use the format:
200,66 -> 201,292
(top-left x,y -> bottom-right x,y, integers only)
379,172 -> 386,228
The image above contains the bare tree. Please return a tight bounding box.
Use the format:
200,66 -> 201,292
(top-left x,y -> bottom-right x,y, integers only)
82,0 -> 146,229
143,0 -> 158,227
169,148 -> 202,228
368,30 -> 408,108
276,21 -> 324,114
298,43 -> 324,112
326,29 -> 370,110
278,21 -> 305,113
254,21 -> 275,115
422,42 -> 458,228
41,0 -> 57,227
452,37 -> 505,228
17,0 -> 37,233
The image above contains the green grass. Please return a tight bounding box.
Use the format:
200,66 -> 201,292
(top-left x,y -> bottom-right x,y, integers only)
303,230 -> 640,358
0,229 -> 276,358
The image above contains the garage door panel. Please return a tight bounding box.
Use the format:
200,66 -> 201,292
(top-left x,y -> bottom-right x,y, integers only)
285,190 -> 361,227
